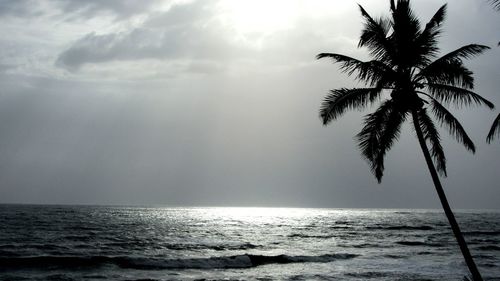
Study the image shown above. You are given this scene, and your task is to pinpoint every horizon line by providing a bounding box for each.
[1,202,499,211]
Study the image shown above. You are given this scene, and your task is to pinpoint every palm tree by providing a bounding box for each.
[317,1,493,280]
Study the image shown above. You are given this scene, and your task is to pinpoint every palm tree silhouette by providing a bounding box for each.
[317,1,493,280]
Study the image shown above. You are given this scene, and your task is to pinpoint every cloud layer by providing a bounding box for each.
[0,0,499,207]
[55,1,242,71]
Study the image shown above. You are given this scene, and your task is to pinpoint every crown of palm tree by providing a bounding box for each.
[318,0,493,183]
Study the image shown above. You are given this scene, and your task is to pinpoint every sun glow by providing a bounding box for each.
[219,0,299,34]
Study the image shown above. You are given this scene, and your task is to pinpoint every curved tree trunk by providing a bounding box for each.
[411,109,483,281]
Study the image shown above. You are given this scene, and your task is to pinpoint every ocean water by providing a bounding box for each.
[0,205,499,281]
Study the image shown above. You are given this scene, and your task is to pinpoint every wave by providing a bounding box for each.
[0,250,21,257]
[416,251,435,255]
[73,241,260,251]
[383,254,406,259]
[329,226,351,229]
[345,271,390,278]
[395,241,441,247]
[478,245,500,251]
[464,231,500,236]
[0,253,359,270]
[163,242,259,251]
[288,233,335,239]
[339,243,391,249]
[396,241,426,246]
[367,225,434,231]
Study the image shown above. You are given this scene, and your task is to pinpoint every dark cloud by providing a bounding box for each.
[0,63,14,72]
[0,0,37,17]
[0,0,162,19]
[53,0,162,19]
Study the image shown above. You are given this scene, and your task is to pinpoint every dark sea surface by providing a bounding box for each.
[0,205,499,281]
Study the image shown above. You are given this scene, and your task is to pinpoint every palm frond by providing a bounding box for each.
[316,53,395,86]
[358,5,394,64]
[418,59,475,89]
[416,108,447,176]
[429,99,476,152]
[357,101,393,162]
[424,83,494,109]
[418,44,489,89]
[373,108,407,182]
[356,101,406,182]
[426,4,447,28]
[438,44,490,62]
[414,4,447,64]
[489,0,500,11]
[320,88,382,125]
[487,113,500,143]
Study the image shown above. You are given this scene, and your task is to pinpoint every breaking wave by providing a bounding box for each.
[0,253,359,270]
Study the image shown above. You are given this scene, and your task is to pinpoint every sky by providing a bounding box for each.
[0,0,498,208]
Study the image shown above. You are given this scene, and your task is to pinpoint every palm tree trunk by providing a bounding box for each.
[411,109,483,281]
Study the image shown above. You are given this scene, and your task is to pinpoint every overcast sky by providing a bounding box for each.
[0,0,498,208]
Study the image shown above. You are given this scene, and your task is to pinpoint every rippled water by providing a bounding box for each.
[0,205,499,280]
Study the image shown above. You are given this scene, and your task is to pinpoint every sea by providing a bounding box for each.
[0,205,499,281]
